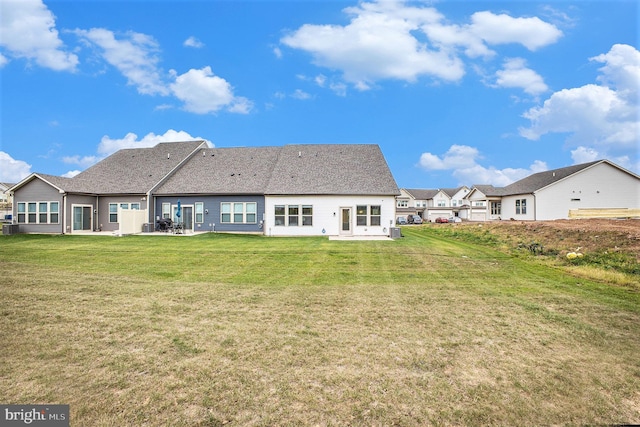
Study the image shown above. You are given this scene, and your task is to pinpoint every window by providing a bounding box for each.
[491,201,501,215]
[17,203,26,223]
[275,205,285,226]
[370,205,381,226]
[302,205,313,226]
[356,205,367,226]
[50,202,59,224]
[221,203,231,223]
[130,203,140,210]
[515,199,527,215]
[28,202,37,223]
[246,203,256,223]
[39,202,48,223]
[195,202,204,223]
[437,200,446,207]
[356,205,381,226]
[275,204,313,226]
[234,203,244,223]
[397,200,408,208]
[109,203,118,222]
[452,200,457,207]
[288,205,299,226]
[473,201,485,207]
[17,201,59,224]
[162,203,171,219]
[221,202,257,224]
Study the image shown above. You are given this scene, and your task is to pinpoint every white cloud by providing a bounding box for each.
[0,52,8,67]
[98,129,212,156]
[281,1,464,88]
[0,0,78,71]
[570,146,599,164]
[419,145,480,170]
[469,11,563,51]
[183,36,204,48]
[62,170,81,178]
[494,57,548,95]
[61,155,100,168]
[418,145,548,186]
[291,89,312,100]
[0,151,32,182]
[170,66,253,114]
[281,1,561,90]
[520,44,640,163]
[74,28,169,95]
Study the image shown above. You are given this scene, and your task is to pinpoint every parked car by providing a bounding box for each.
[396,216,408,225]
[411,215,423,224]
[448,216,462,223]
[435,217,448,223]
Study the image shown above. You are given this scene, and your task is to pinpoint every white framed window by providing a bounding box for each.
[27,202,36,223]
[274,204,313,226]
[195,202,204,223]
[397,200,408,208]
[109,203,118,222]
[274,205,285,226]
[16,201,60,224]
[50,202,59,224]
[39,202,48,223]
[221,202,257,224]
[356,205,381,226]
[302,205,312,226]
[17,202,25,223]
[515,199,527,215]
[130,203,140,210]
[162,203,171,219]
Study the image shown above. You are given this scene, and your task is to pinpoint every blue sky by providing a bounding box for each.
[1,0,638,189]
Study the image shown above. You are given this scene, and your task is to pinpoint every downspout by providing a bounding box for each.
[148,190,153,226]
[63,194,67,234]
[95,195,99,231]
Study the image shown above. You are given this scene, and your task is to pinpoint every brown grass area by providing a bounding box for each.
[463,218,640,259]
[1,265,639,425]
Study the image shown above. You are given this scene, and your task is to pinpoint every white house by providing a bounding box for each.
[465,160,640,221]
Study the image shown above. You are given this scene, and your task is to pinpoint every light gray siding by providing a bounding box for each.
[13,179,64,233]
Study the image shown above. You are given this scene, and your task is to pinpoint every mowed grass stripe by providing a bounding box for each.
[1,232,639,426]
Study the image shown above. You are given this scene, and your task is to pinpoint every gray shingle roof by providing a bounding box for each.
[501,161,601,195]
[29,142,398,197]
[404,189,440,200]
[264,144,399,195]
[72,141,206,194]
[155,146,281,194]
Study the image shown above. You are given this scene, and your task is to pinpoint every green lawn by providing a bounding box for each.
[1,230,638,426]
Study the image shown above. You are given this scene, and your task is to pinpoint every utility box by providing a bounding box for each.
[2,224,19,235]
[142,223,154,233]
[389,227,402,239]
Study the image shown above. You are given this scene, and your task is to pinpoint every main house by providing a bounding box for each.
[463,160,640,221]
[8,142,400,237]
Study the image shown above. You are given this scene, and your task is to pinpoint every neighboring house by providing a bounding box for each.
[399,187,470,222]
[8,142,400,237]
[464,160,640,221]
[0,182,15,221]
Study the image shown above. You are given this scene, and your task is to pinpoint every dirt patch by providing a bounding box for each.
[456,219,640,261]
